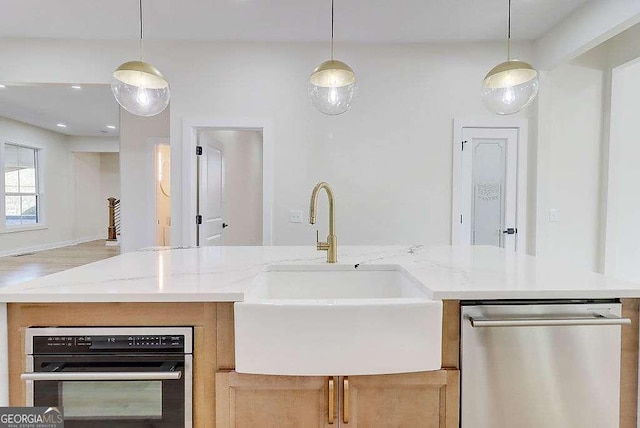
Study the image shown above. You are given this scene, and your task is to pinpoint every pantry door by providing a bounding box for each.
[452,123,527,252]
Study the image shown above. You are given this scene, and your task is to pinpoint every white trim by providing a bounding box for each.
[1,225,48,234]
[0,235,104,258]
[181,118,274,247]
[452,118,528,253]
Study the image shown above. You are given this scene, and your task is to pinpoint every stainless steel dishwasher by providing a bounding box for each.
[461,300,630,428]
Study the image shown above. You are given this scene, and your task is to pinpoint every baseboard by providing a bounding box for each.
[0,235,106,258]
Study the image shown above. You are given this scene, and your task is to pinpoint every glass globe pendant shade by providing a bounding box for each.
[111,61,171,117]
[481,60,539,115]
[309,60,356,115]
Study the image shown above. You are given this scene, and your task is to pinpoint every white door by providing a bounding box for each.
[456,128,519,251]
[197,143,225,246]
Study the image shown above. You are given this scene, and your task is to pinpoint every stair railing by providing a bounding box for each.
[107,197,121,241]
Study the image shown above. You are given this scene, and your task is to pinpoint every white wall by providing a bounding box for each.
[0,38,535,249]
[0,37,629,269]
[71,152,119,241]
[72,152,104,240]
[1,16,636,269]
[534,59,606,271]
[604,58,640,282]
[119,108,170,252]
[68,136,119,153]
[100,153,120,203]
[199,130,263,246]
[532,22,640,273]
[0,116,121,255]
[0,116,74,254]
[167,41,534,247]
[535,0,640,69]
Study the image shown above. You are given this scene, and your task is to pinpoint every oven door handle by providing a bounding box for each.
[21,371,182,381]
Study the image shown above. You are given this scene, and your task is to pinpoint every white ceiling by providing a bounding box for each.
[1,0,590,43]
[0,84,119,137]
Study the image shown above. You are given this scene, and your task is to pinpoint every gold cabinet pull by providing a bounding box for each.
[343,377,350,424]
[328,377,335,424]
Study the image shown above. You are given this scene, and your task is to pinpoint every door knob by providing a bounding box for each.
[222,223,228,229]
[502,228,517,235]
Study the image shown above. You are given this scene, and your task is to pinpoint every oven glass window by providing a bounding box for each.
[62,381,163,419]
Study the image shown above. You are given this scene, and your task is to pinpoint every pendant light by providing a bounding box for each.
[309,0,356,115]
[111,0,170,117]
[481,0,539,115]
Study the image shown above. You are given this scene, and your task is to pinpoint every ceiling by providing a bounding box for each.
[0,84,119,137]
[0,1,592,136]
[1,0,590,43]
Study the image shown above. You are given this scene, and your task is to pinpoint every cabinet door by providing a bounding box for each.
[341,370,459,428]
[216,371,335,428]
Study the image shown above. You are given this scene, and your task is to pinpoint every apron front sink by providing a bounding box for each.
[235,264,442,376]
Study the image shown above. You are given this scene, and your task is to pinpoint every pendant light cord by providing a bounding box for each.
[330,0,335,60]
[507,0,511,60]
[139,0,144,61]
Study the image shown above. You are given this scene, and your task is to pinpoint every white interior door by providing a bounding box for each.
[198,143,225,246]
[458,128,519,251]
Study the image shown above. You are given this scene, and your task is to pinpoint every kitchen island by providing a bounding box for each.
[0,245,639,427]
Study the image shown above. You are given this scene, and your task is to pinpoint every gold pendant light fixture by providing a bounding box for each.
[481,0,539,115]
[111,0,171,117]
[309,0,356,115]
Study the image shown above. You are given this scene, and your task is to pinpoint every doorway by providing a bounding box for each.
[452,120,528,252]
[155,144,171,246]
[196,129,263,246]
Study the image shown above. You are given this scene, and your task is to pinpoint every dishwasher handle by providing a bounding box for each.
[470,313,631,328]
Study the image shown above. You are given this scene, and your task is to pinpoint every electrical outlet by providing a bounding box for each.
[549,208,560,223]
[289,210,303,223]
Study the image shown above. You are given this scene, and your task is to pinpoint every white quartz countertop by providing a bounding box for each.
[1,245,639,302]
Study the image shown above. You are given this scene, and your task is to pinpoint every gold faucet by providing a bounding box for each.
[309,182,337,263]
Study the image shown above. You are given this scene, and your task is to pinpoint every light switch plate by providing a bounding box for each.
[289,210,303,223]
[549,208,560,223]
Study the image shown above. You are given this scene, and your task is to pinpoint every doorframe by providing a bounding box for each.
[181,118,274,247]
[451,118,528,252]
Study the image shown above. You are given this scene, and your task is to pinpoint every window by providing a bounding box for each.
[4,144,40,227]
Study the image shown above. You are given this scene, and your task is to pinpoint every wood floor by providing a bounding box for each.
[0,240,120,287]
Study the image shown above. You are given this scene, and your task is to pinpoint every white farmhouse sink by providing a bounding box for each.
[234,264,442,376]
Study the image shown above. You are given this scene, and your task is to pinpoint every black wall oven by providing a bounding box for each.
[22,327,192,428]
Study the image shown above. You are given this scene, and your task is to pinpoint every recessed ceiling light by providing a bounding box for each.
[106,125,116,129]
[0,84,6,88]
[56,123,67,128]
[71,85,82,89]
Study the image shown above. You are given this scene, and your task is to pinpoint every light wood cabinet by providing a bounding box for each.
[341,371,459,428]
[215,370,459,428]
[216,371,335,428]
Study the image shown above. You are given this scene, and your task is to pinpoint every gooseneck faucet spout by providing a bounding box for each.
[309,181,337,263]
